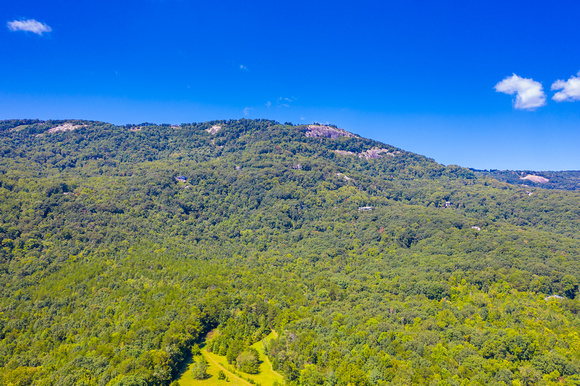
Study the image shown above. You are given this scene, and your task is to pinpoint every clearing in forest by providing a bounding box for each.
[176,330,283,386]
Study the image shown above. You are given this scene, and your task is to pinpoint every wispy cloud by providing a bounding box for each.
[239,64,248,71]
[551,71,580,102]
[277,96,296,108]
[265,101,271,108]
[243,107,252,116]
[7,19,52,35]
[494,74,546,110]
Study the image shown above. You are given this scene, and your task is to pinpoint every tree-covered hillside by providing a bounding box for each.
[474,169,580,191]
[1,119,579,385]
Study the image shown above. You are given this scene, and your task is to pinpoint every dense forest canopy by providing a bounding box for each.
[1,119,579,385]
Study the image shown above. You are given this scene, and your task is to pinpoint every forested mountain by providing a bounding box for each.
[474,169,580,191]
[1,119,579,385]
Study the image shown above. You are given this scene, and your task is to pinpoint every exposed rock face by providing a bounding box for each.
[360,148,394,159]
[46,123,86,134]
[521,174,549,183]
[334,150,358,156]
[305,125,356,139]
[334,147,398,160]
[206,125,222,135]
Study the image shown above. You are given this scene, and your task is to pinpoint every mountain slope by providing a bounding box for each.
[474,169,580,191]
[1,119,579,385]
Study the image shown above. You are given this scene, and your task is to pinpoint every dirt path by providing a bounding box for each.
[265,356,282,379]
[262,330,283,379]
[203,352,252,386]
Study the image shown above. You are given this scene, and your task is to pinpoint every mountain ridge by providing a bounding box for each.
[1,118,580,385]
[5,118,578,185]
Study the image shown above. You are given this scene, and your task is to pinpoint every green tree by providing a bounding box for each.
[562,275,578,298]
[192,357,209,380]
[237,348,260,374]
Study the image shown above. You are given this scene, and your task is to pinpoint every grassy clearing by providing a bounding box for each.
[177,351,250,386]
[249,331,283,384]
[175,330,284,386]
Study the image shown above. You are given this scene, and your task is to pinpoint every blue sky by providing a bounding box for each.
[2,0,580,170]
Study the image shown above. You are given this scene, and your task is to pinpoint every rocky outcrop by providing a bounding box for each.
[206,125,222,135]
[305,125,356,139]
[46,123,86,134]
[334,147,399,160]
[521,174,549,183]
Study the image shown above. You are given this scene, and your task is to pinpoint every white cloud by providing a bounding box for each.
[276,96,295,108]
[243,107,252,116]
[7,19,52,35]
[265,101,271,108]
[239,64,248,71]
[494,74,546,110]
[551,71,580,102]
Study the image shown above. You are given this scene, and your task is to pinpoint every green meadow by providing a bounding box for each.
[177,331,284,386]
